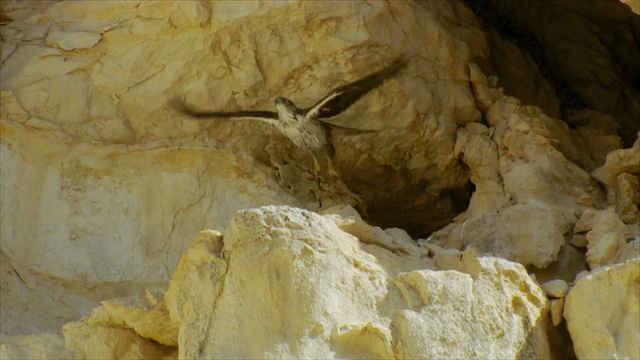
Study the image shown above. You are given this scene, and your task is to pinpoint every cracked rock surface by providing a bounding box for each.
[1,1,638,359]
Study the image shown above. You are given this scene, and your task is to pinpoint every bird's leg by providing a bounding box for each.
[311,154,326,209]
[312,154,322,187]
[325,153,340,179]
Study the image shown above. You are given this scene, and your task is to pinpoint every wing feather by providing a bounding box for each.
[304,56,406,120]
[176,100,279,125]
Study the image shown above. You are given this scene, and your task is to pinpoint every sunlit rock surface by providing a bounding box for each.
[1,0,477,336]
[1,0,638,359]
[564,259,640,360]
[167,206,551,359]
[429,93,605,269]
[0,0,481,242]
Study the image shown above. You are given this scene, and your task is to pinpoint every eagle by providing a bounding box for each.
[177,57,406,158]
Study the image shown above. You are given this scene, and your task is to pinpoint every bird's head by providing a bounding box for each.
[275,97,295,108]
[274,97,298,121]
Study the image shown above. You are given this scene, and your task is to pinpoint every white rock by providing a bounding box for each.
[616,237,639,264]
[323,204,427,257]
[0,251,98,336]
[465,121,490,135]
[541,279,569,298]
[0,138,297,284]
[45,27,101,50]
[1,0,489,251]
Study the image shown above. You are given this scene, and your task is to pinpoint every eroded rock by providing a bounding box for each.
[564,259,640,359]
[592,136,640,188]
[62,319,176,360]
[574,208,637,269]
[1,1,638,359]
[165,205,551,359]
[0,333,72,360]
[429,95,603,269]
[541,279,569,299]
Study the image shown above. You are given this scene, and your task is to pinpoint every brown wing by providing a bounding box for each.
[303,56,407,120]
[172,98,279,123]
[182,108,278,121]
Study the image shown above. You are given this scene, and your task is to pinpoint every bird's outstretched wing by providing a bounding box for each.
[304,56,407,120]
[174,98,279,125]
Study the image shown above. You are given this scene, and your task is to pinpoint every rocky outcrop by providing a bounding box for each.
[564,259,639,359]
[429,82,605,270]
[0,0,480,336]
[3,206,555,359]
[0,0,483,240]
[165,206,554,359]
[1,0,638,359]
[467,0,640,147]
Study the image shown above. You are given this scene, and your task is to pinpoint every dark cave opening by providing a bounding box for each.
[363,180,476,240]
[339,157,476,240]
[462,0,640,147]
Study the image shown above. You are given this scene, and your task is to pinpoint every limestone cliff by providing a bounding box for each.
[1,1,638,359]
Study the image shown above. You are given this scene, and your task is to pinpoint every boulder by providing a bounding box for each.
[165,205,551,359]
[564,259,640,359]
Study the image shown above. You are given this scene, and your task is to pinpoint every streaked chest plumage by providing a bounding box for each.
[275,114,328,151]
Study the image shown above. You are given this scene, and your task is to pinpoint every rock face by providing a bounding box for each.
[0,0,482,241]
[564,259,639,359]
[1,206,553,359]
[430,92,605,269]
[164,206,551,359]
[467,0,640,147]
[1,0,638,359]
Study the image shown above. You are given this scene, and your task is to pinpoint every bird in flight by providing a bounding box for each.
[177,57,407,157]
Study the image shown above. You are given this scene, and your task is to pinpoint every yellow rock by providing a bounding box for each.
[564,259,639,359]
[62,319,177,360]
[168,205,551,359]
[549,299,564,326]
[0,333,72,360]
[541,279,569,298]
[99,299,178,347]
